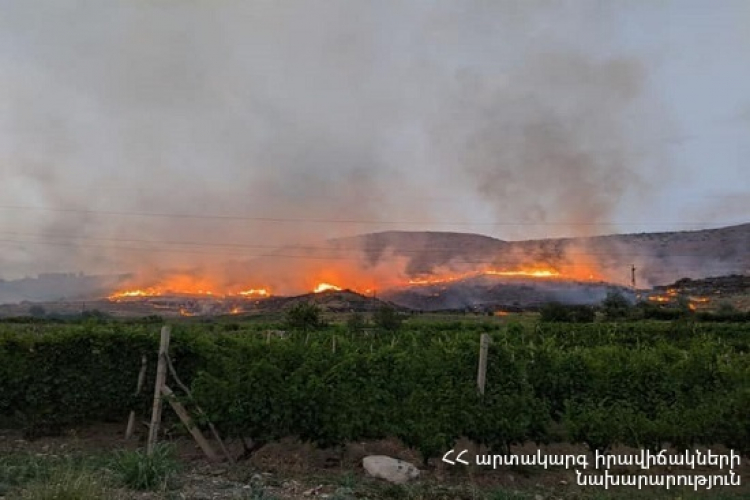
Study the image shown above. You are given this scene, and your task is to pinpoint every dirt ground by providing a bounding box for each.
[1,423,748,499]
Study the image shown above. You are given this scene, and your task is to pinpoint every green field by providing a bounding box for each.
[1,314,749,498]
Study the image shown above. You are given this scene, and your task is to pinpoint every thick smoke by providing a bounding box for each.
[0,1,679,291]
[429,53,650,235]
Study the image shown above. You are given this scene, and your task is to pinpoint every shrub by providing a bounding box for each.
[110,444,180,491]
[601,290,632,321]
[372,304,405,331]
[346,312,367,333]
[285,302,322,332]
[539,302,595,323]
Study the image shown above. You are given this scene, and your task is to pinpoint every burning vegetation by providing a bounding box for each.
[107,264,599,302]
[95,229,750,318]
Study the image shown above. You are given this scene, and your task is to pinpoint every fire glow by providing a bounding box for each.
[313,282,342,293]
[238,289,271,298]
[108,283,272,300]
[407,266,587,287]
[107,263,604,301]
[647,291,711,308]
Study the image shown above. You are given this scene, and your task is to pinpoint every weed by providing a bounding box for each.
[110,443,180,491]
[9,468,110,500]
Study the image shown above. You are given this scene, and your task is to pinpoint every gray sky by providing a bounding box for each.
[1,0,748,279]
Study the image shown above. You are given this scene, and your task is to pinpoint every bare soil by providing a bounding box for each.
[1,424,748,499]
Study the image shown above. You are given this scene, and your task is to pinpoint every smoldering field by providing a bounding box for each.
[0,1,746,300]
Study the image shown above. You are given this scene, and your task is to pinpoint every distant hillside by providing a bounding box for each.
[331,231,509,275]
[331,223,750,287]
[258,289,404,314]
[2,223,749,305]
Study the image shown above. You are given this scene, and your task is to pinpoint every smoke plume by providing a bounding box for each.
[0,1,679,291]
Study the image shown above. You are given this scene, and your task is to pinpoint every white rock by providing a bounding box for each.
[362,455,419,485]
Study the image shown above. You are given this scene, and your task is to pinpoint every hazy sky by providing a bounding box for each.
[0,0,748,278]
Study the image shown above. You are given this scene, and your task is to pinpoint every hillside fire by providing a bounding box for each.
[406,265,600,287]
[108,264,600,302]
[313,282,342,293]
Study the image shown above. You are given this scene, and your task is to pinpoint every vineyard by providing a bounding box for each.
[1,317,749,469]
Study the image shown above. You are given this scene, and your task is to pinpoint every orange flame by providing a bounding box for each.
[237,288,271,298]
[407,266,572,287]
[108,259,608,300]
[108,281,271,300]
[112,289,160,298]
[648,295,671,303]
[314,282,342,293]
[485,269,561,278]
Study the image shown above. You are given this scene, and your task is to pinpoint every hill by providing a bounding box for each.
[329,223,750,287]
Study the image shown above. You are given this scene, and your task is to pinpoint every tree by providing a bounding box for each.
[346,312,367,333]
[372,304,404,332]
[540,302,595,323]
[28,305,46,318]
[601,290,632,321]
[675,294,694,317]
[285,302,322,332]
[539,302,570,323]
[716,301,738,316]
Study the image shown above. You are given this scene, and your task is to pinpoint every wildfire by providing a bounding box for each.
[646,293,710,309]
[108,284,272,301]
[112,289,159,298]
[314,282,342,293]
[107,261,605,301]
[238,288,271,298]
[485,269,560,278]
[408,267,567,287]
[648,295,671,303]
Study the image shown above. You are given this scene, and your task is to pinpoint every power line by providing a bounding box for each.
[0,204,738,228]
[0,234,745,262]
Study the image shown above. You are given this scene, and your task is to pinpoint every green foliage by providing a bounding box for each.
[2,319,750,464]
[634,301,684,321]
[601,290,632,321]
[110,444,180,491]
[372,304,405,331]
[539,302,595,323]
[0,325,207,438]
[285,302,322,332]
[346,312,367,333]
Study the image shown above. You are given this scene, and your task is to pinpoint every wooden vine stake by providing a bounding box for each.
[165,355,232,464]
[125,354,148,440]
[147,326,171,455]
[477,333,490,396]
[162,385,219,462]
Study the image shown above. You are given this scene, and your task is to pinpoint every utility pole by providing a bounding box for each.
[631,264,641,301]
